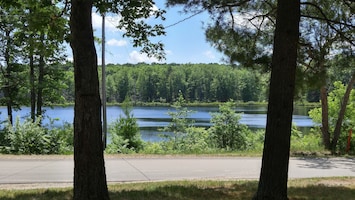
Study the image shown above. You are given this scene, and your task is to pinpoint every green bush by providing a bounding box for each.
[180,127,211,153]
[157,127,211,154]
[208,101,249,150]
[290,126,323,152]
[160,92,195,150]
[106,99,143,153]
[244,129,264,151]
[141,142,165,154]
[49,122,74,154]
[0,117,73,154]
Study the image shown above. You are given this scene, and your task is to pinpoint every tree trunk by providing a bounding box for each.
[70,0,110,199]
[331,72,355,153]
[36,51,44,120]
[320,85,331,150]
[4,29,13,125]
[253,0,300,199]
[30,54,36,122]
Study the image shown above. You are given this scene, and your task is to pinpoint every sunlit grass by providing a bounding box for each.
[1,177,354,200]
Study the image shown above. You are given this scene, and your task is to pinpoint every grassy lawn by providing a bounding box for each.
[0,177,354,200]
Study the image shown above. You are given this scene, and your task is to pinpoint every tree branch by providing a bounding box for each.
[301,2,355,46]
[215,0,252,9]
[228,6,235,30]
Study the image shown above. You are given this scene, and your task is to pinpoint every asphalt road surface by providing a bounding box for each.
[0,156,354,188]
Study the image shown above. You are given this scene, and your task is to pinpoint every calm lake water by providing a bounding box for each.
[0,105,316,142]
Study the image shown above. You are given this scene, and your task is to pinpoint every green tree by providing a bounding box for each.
[107,99,142,153]
[167,0,352,198]
[0,1,68,122]
[240,70,264,102]
[168,67,188,102]
[116,70,130,102]
[16,0,67,121]
[61,65,75,103]
[70,0,165,199]
[162,92,195,150]
[167,2,299,198]
[309,80,355,153]
[209,101,248,150]
[296,0,354,151]
[0,3,28,124]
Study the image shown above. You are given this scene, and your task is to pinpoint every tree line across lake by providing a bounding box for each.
[2,62,331,109]
[1,61,351,128]
[102,63,270,103]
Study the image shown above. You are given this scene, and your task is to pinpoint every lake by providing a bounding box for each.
[0,105,316,142]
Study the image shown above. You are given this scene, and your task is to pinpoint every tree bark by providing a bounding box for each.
[36,53,44,119]
[253,0,300,199]
[70,0,110,199]
[4,29,13,124]
[331,72,355,153]
[36,32,45,120]
[30,54,36,122]
[320,85,331,150]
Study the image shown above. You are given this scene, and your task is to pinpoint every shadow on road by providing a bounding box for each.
[296,157,355,172]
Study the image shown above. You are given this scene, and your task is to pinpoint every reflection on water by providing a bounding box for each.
[0,105,316,142]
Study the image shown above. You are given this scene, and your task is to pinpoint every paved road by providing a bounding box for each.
[0,156,354,187]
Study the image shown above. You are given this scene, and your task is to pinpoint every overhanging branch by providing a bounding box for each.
[301,2,355,46]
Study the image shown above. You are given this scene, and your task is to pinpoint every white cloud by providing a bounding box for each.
[92,12,122,32]
[203,50,216,59]
[165,50,173,55]
[232,12,270,30]
[128,51,160,63]
[107,39,127,47]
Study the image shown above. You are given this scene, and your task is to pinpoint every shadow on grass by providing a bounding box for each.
[0,180,354,200]
[288,185,355,200]
[109,181,257,200]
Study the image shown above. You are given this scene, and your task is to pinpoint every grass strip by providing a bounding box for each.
[0,177,354,200]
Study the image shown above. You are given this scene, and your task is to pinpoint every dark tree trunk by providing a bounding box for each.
[331,72,355,153]
[36,53,44,119]
[253,0,300,199]
[320,85,331,150]
[4,29,13,124]
[30,54,36,122]
[70,0,110,199]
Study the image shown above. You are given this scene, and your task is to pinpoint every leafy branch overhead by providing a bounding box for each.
[167,0,354,67]
[95,0,166,60]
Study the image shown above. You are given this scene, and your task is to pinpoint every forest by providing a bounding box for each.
[0,1,354,199]
[0,60,352,108]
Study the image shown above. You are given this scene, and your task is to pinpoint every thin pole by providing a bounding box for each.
[102,14,107,149]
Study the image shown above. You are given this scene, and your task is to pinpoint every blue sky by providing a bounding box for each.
[66,2,225,65]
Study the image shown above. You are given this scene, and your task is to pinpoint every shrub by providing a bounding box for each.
[180,127,210,153]
[0,117,74,155]
[141,142,164,154]
[106,99,143,153]
[290,125,323,152]
[49,122,74,154]
[208,101,249,150]
[3,117,45,154]
[308,81,355,153]
[159,92,196,151]
[245,129,264,151]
